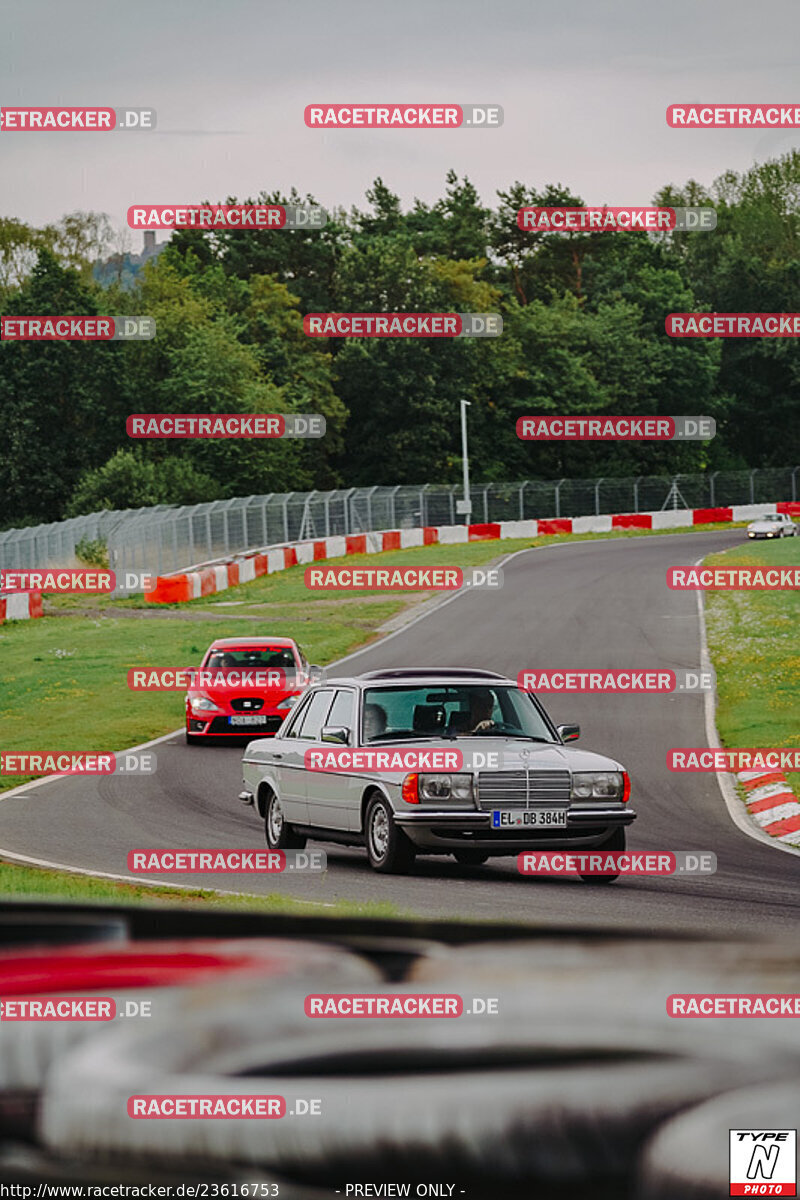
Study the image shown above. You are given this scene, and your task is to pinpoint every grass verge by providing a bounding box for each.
[0,519,752,905]
[0,859,402,917]
[704,535,800,797]
[3,523,746,793]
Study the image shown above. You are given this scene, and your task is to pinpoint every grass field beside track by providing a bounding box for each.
[1,522,750,796]
[0,859,402,915]
[0,538,537,792]
[0,517,778,905]
[704,535,800,797]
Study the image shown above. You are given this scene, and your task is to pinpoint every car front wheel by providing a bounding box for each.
[365,794,416,874]
[579,825,625,885]
[265,791,306,850]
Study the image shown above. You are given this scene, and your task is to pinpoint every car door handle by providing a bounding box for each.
[271,753,283,760]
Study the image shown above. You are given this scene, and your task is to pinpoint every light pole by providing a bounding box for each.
[457,400,472,523]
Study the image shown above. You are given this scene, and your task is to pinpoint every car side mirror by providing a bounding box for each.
[557,723,580,743]
[321,725,350,745]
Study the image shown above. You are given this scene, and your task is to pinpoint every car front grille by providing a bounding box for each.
[230,697,265,712]
[477,769,571,810]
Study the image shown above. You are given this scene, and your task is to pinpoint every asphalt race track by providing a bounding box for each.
[1,529,797,934]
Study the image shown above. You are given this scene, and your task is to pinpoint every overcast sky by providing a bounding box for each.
[2,0,799,252]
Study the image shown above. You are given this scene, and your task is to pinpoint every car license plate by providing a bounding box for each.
[229,715,268,727]
[492,808,568,828]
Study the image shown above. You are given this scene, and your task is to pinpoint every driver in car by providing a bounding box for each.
[450,689,496,734]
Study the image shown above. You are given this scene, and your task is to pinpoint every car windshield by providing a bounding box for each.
[204,648,297,672]
[362,684,556,742]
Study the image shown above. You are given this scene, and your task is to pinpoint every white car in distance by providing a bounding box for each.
[746,513,797,539]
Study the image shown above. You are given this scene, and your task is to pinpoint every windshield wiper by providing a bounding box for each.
[498,734,556,742]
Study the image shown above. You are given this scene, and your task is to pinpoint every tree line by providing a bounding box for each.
[2,155,799,528]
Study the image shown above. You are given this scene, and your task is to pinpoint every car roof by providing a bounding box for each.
[207,637,297,649]
[327,669,518,689]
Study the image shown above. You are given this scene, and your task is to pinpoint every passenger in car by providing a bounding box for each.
[363,703,388,741]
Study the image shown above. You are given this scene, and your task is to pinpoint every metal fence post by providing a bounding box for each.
[594,477,605,516]
[749,469,757,504]
[366,485,378,532]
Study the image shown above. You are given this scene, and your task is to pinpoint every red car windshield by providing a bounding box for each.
[204,648,298,672]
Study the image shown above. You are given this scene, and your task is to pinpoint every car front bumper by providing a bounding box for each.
[187,714,286,737]
[393,805,636,851]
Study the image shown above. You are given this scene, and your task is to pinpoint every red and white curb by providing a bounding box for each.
[738,769,800,847]
[143,500,800,605]
[0,590,42,625]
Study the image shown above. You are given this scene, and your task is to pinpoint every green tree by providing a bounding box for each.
[0,251,126,523]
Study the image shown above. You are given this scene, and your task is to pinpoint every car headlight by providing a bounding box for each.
[570,771,625,801]
[188,694,222,713]
[408,773,474,803]
[276,696,299,711]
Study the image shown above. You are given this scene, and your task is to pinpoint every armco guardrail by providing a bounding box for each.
[1,467,798,582]
[2,496,799,623]
[142,499,800,603]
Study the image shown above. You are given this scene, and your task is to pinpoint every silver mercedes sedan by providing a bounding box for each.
[239,669,636,878]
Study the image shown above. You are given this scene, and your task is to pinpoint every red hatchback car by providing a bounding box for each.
[185,637,316,744]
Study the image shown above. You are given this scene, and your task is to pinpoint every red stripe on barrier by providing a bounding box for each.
[762,811,800,837]
[777,501,800,516]
[0,598,6,623]
[145,575,193,604]
[741,771,787,792]
[612,513,652,530]
[284,547,298,569]
[253,553,268,576]
[313,541,328,560]
[28,592,43,618]
[346,534,367,555]
[226,563,240,588]
[199,568,216,598]
[537,519,573,536]
[748,790,796,814]
[468,523,502,541]
[693,507,732,525]
[423,527,439,545]
[382,531,401,551]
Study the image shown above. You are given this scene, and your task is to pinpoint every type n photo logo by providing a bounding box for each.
[730,1130,796,1196]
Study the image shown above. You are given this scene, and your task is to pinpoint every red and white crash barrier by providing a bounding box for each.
[0,590,42,624]
[737,768,800,848]
[143,500,800,604]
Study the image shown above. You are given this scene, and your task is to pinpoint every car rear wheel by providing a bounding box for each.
[453,850,490,866]
[579,825,625,885]
[365,795,416,874]
[264,791,306,851]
